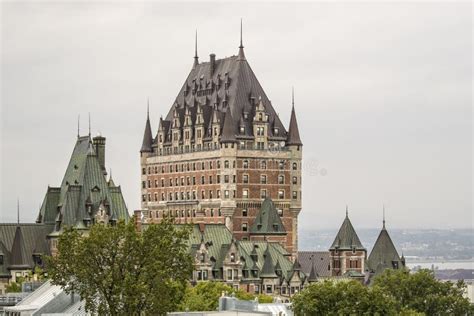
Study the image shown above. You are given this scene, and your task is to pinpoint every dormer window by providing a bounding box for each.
[240,126,245,134]
[230,253,235,262]
[200,253,205,263]
[274,128,278,135]
[0,255,3,265]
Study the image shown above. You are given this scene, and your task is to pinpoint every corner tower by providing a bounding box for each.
[139,27,303,256]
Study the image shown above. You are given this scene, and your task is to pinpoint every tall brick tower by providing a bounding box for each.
[139,27,303,257]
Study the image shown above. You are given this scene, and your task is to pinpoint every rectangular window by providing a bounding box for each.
[261,189,267,199]
[261,175,267,184]
[242,223,248,232]
[224,190,229,198]
[224,175,229,183]
[243,189,249,199]
[292,176,297,185]
[292,191,298,200]
[243,160,249,168]
[279,161,285,170]
[242,209,248,217]
[243,174,249,184]
[278,175,285,184]
[278,190,284,199]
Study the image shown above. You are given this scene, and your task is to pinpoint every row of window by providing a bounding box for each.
[150,208,283,219]
[142,174,298,189]
[142,189,299,202]
[142,160,300,175]
[151,209,223,218]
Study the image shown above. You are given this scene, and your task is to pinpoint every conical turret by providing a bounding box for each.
[286,89,302,146]
[140,105,153,153]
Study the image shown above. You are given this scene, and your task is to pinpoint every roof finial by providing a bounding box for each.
[292,86,295,108]
[147,98,150,119]
[237,19,246,61]
[240,18,243,48]
[77,114,80,138]
[17,198,20,225]
[345,205,348,218]
[88,112,91,137]
[383,204,386,229]
[193,29,199,68]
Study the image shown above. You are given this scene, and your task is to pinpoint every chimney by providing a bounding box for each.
[134,210,142,232]
[210,54,216,76]
[92,134,106,175]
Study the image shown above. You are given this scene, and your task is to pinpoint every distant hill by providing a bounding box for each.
[299,228,473,260]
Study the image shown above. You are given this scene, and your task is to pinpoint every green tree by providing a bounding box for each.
[373,268,474,315]
[5,280,22,293]
[46,219,193,315]
[179,281,274,311]
[292,279,397,315]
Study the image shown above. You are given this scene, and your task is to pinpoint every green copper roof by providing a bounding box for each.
[367,223,402,273]
[250,198,286,235]
[36,135,129,233]
[181,223,297,282]
[329,211,365,251]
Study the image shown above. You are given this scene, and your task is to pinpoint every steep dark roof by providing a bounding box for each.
[286,105,302,146]
[0,223,51,274]
[298,251,331,278]
[140,111,153,153]
[367,223,402,273]
[162,49,287,142]
[330,212,365,251]
[250,198,286,235]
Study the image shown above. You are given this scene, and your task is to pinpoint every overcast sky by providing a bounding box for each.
[1,2,472,230]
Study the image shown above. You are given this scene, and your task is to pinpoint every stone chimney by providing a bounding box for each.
[92,134,106,175]
[210,54,216,76]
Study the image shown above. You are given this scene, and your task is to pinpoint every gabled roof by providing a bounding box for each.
[250,198,286,235]
[329,211,365,251]
[9,226,29,269]
[367,222,402,272]
[140,110,153,153]
[260,247,277,278]
[220,110,237,143]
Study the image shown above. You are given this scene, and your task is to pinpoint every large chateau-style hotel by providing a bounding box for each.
[0,26,404,298]
[138,29,302,257]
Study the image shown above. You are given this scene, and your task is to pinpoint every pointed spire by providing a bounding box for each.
[140,103,153,153]
[17,198,20,225]
[237,19,246,61]
[77,115,80,138]
[88,113,91,137]
[308,260,318,282]
[193,29,199,69]
[286,88,302,146]
[346,205,349,218]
